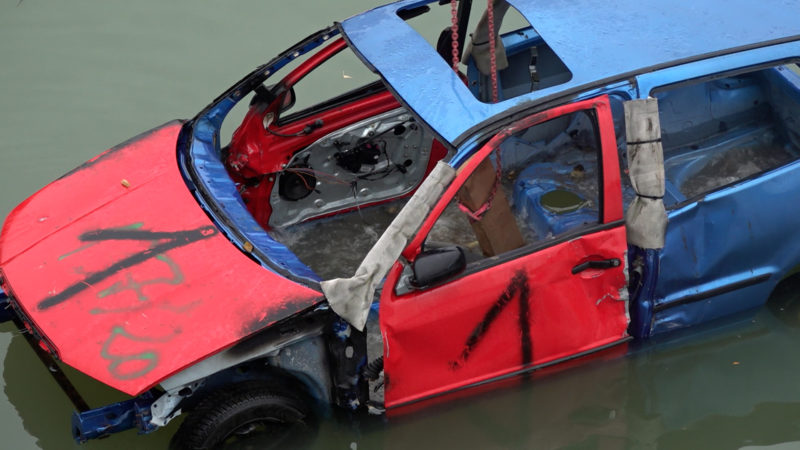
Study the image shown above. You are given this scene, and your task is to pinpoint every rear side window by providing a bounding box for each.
[281,47,380,120]
[653,64,800,205]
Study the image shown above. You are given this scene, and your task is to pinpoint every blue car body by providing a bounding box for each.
[340,0,800,337]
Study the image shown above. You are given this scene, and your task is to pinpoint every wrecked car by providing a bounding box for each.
[2,0,800,447]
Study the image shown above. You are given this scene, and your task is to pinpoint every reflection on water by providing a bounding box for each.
[2,1,800,449]
[311,280,800,450]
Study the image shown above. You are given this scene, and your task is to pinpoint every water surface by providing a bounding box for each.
[1,2,799,449]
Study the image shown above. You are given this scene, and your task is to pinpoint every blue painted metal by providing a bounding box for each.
[342,0,497,145]
[342,0,800,146]
[651,157,800,333]
[186,118,320,284]
[511,163,597,237]
[636,41,800,98]
[627,247,658,339]
[71,392,156,443]
[509,0,800,87]
[630,64,800,333]
[0,287,11,324]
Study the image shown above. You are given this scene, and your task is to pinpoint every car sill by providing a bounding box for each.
[653,273,772,313]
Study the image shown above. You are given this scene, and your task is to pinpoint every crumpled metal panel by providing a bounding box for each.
[0,122,322,396]
[321,160,456,331]
[341,0,496,145]
[381,225,630,407]
[187,115,321,284]
[652,161,800,333]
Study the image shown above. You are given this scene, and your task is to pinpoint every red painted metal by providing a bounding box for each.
[386,340,629,418]
[226,38,456,229]
[228,90,402,227]
[381,96,628,408]
[229,90,400,178]
[282,38,347,87]
[596,98,624,223]
[227,37,399,180]
[0,122,321,396]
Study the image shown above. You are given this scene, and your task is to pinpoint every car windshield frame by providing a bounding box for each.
[177,26,349,288]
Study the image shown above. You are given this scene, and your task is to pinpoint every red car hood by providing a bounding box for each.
[0,121,321,396]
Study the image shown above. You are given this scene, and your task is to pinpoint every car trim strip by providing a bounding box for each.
[653,273,772,313]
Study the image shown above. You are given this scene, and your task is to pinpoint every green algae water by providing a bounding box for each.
[1,1,799,449]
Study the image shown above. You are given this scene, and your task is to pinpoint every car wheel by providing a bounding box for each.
[170,381,316,450]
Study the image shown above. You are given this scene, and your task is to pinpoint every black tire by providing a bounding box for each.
[170,381,317,450]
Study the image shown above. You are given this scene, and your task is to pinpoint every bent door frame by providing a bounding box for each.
[379,95,629,408]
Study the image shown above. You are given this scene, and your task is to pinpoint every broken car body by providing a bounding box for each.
[1,0,800,446]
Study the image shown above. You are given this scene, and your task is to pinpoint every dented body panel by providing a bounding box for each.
[0,121,321,396]
[381,226,629,407]
[653,161,800,333]
[382,96,629,407]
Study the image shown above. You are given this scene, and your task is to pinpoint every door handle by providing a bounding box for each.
[571,258,621,274]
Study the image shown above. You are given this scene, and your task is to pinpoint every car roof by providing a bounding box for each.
[341,0,800,146]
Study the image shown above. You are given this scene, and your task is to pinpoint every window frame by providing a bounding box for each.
[274,38,384,126]
[400,95,624,283]
[648,60,800,210]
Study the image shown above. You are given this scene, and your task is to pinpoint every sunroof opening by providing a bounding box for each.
[399,0,572,104]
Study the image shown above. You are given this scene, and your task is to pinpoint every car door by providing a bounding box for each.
[637,62,800,333]
[379,96,630,408]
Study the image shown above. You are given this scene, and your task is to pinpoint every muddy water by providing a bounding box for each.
[1,1,799,449]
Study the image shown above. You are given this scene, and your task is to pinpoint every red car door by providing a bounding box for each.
[379,96,629,407]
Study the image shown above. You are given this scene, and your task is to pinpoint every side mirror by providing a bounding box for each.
[249,84,295,113]
[410,246,466,288]
[279,87,296,113]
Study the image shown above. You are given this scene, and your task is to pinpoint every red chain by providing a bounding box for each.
[487,0,499,102]
[458,150,503,222]
[450,0,460,72]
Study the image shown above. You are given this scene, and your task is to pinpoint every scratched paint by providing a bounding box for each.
[0,118,324,396]
[381,225,629,408]
[100,325,180,380]
[57,223,144,261]
[47,225,215,380]
[96,255,184,302]
[38,226,216,311]
[452,270,532,369]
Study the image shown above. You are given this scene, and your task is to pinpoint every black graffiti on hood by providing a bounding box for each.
[451,270,532,369]
[38,226,217,311]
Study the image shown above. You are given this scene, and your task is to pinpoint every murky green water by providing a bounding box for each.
[1,1,799,449]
